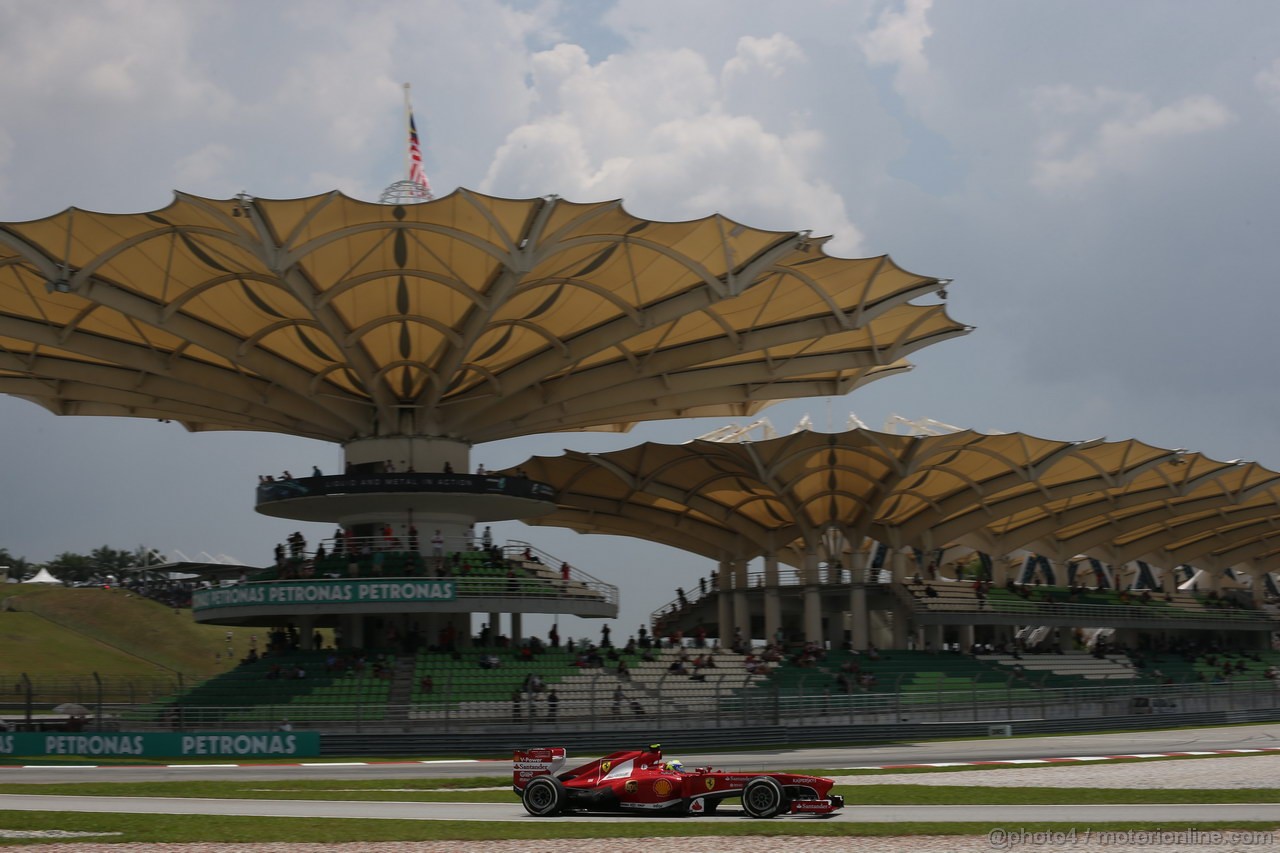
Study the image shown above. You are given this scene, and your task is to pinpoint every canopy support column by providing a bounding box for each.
[802,553,822,644]
[763,554,781,646]
[716,559,732,646]
[732,559,750,646]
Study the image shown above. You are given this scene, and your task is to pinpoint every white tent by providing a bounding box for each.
[22,567,62,584]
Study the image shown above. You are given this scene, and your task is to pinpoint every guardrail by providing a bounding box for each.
[255,472,556,506]
[910,597,1279,625]
[69,672,1280,739]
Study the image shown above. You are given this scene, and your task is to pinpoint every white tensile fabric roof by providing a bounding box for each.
[0,189,965,443]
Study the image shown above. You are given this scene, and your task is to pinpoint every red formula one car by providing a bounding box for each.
[513,744,843,818]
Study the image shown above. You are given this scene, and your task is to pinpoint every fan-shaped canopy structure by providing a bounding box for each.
[512,428,1280,570]
[0,189,966,444]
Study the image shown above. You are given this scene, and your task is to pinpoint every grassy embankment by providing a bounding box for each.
[0,584,242,683]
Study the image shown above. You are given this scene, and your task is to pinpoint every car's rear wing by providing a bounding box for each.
[512,747,567,790]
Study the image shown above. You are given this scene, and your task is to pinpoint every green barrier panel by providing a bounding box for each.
[0,731,320,758]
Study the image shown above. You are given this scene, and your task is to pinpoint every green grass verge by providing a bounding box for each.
[0,812,1276,845]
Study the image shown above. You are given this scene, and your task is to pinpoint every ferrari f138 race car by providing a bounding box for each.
[513,744,843,818]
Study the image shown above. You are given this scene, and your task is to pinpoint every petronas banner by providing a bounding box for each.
[0,731,320,758]
[192,579,457,612]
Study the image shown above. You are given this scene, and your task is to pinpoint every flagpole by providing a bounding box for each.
[403,83,413,182]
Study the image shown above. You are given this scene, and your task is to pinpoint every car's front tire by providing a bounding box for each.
[740,776,788,818]
[521,775,566,816]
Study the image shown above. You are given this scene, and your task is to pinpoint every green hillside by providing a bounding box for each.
[0,584,242,682]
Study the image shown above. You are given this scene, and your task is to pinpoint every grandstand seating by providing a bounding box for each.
[154,650,396,724]
[904,581,1269,623]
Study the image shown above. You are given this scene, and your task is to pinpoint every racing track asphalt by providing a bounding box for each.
[2,794,1279,824]
[3,724,1280,825]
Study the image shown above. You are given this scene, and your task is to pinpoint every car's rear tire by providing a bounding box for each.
[741,776,788,818]
[521,775,566,816]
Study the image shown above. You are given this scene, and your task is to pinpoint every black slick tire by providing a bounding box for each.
[740,776,788,818]
[521,775,566,816]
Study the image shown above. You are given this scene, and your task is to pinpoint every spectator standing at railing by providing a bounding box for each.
[600,622,612,647]
[547,689,559,718]
[431,530,444,565]
[482,526,493,550]
[549,624,559,648]
[311,465,322,477]
[560,562,571,585]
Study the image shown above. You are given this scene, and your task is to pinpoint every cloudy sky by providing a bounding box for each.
[2,0,1279,639]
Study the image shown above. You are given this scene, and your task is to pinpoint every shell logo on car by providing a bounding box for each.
[652,778,673,797]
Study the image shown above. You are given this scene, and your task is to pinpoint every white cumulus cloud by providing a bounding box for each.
[480,39,864,254]
[1030,86,1234,193]
[857,0,934,101]
[1255,57,1280,110]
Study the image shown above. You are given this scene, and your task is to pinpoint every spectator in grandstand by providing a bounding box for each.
[612,686,624,715]
[420,674,434,693]
[699,577,707,597]
[601,623,612,647]
[668,658,688,675]
[311,465,322,477]
[482,526,493,550]
[924,584,939,598]
[512,688,522,720]
[547,689,559,718]
[560,561,571,584]
[431,530,444,564]
[617,658,630,680]
[676,587,687,607]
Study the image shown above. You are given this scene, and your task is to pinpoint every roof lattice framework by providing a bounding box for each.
[511,428,1265,566]
[0,189,966,443]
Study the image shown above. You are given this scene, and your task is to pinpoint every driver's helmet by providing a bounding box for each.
[663,759,684,773]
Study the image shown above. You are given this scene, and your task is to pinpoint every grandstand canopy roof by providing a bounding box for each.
[0,189,966,444]
[514,428,1280,572]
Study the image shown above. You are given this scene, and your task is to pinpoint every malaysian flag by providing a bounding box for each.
[408,110,433,199]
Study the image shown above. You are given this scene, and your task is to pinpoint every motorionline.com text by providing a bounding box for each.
[987,827,1276,849]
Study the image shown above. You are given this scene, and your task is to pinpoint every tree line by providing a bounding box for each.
[0,545,165,584]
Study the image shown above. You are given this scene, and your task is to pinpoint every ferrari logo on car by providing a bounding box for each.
[601,761,611,774]
[705,777,716,791]
[624,780,638,793]
[653,778,673,797]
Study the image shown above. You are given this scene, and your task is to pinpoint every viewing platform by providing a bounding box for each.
[254,472,557,523]
[191,543,618,626]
